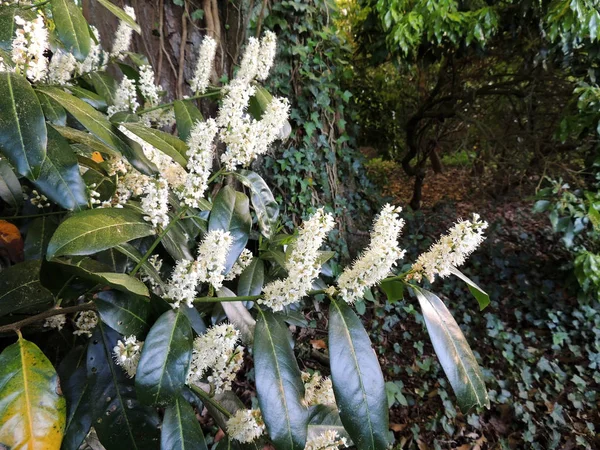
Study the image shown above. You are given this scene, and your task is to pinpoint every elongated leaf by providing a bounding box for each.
[37,91,67,125]
[95,0,141,33]
[0,337,66,449]
[24,216,58,260]
[88,324,160,449]
[218,287,256,345]
[51,124,120,157]
[47,207,154,259]
[33,126,89,211]
[58,346,93,450]
[237,258,264,297]
[0,158,22,208]
[136,310,193,406]
[449,267,490,310]
[115,243,166,289]
[87,71,117,105]
[0,72,47,179]
[209,186,251,273]
[174,100,203,141]
[122,122,188,166]
[36,87,155,174]
[233,170,279,238]
[414,287,489,412]
[254,309,308,450]
[96,290,152,337]
[329,299,389,450]
[161,396,208,450]
[50,0,90,60]
[70,86,107,110]
[0,260,54,317]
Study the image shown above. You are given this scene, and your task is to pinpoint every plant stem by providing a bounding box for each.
[0,211,66,220]
[207,168,226,184]
[189,384,232,418]
[24,0,50,9]
[194,294,262,303]
[137,90,221,115]
[0,302,96,334]
[130,206,188,276]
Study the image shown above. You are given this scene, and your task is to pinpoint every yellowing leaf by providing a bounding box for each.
[0,337,66,449]
[91,151,104,163]
[0,219,24,263]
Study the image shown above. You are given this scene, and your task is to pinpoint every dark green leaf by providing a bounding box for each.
[379,279,404,303]
[209,186,251,273]
[24,216,58,260]
[88,324,160,450]
[248,86,273,120]
[237,258,264,296]
[0,260,54,317]
[217,287,255,345]
[233,170,279,239]
[161,396,207,450]
[174,99,203,141]
[69,86,107,111]
[0,158,22,208]
[254,309,308,450]
[115,243,165,289]
[95,0,141,33]
[37,91,67,126]
[51,124,120,157]
[95,290,152,336]
[136,310,193,406]
[449,267,490,310]
[47,207,154,259]
[32,126,89,211]
[50,0,90,60]
[87,72,117,105]
[121,122,188,167]
[0,7,34,52]
[0,72,47,179]
[414,287,489,412]
[328,299,389,450]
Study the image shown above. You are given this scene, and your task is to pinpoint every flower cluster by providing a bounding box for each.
[140,178,170,230]
[29,189,50,208]
[301,371,336,407]
[190,36,217,94]
[47,50,76,85]
[187,323,244,393]
[73,311,98,337]
[226,409,265,443]
[77,26,107,74]
[110,6,136,59]
[256,31,277,80]
[166,230,233,308]
[138,65,160,106]
[225,249,253,281]
[304,430,348,450]
[43,314,66,331]
[177,119,218,208]
[12,14,48,81]
[113,335,143,378]
[108,75,139,116]
[260,208,335,311]
[337,204,406,304]
[410,213,488,283]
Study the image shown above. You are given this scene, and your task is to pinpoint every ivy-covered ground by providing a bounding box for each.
[299,164,600,449]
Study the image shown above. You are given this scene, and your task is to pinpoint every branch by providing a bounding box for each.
[0,302,97,334]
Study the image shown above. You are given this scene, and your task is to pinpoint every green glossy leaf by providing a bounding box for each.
[0,72,47,179]
[217,287,256,345]
[32,126,89,211]
[0,260,54,317]
[0,337,66,449]
[88,324,160,450]
[209,186,251,273]
[379,279,404,303]
[50,0,90,60]
[95,290,152,337]
[24,216,58,260]
[0,158,22,208]
[0,7,35,52]
[237,258,264,297]
[254,309,308,450]
[329,299,389,450]
[248,86,273,120]
[110,111,140,124]
[122,122,188,167]
[70,86,107,111]
[161,396,207,450]
[174,99,203,141]
[115,243,166,289]
[449,267,490,310]
[47,207,154,259]
[136,310,193,406]
[87,72,117,105]
[95,0,141,33]
[51,124,120,157]
[37,91,67,125]
[414,287,489,412]
[233,170,279,239]
[58,346,93,450]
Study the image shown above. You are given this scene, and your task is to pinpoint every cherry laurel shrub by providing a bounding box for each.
[0,1,490,449]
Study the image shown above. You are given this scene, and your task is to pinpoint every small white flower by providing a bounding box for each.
[301,371,336,407]
[77,26,107,74]
[256,31,277,81]
[190,36,217,94]
[225,249,253,280]
[110,6,136,59]
[138,65,160,106]
[73,311,98,337]
[47,50,76,85]
[195,229,233,289]
[44,314,66,331]
[30,189,50,208]
[304,430,348,450]
[235,37,260,84]
[226,409,265,443]
[12,14,49,81]
[166,259,200,309]
[141,177,170,230]
[108,75,139,116]
[113,335,143,377]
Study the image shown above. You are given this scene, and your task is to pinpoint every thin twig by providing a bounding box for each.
[0,302,96,334]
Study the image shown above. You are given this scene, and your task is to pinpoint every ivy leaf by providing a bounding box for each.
[95,290,152,337]
[0,158,22,208]
[95,0,141,33]
[0,337,66,449]
[32,126,89,211]
[0,72,47,179]
[414,287,489,412]
[328,299,389,450]
[448,267,490,310]
[136,310,193,406]
[88,324,160,450]
[0,260,54,317]
[174,99,203,141]
[50,0,91,60]
[209,186,251,273]
[161,396,208,450]
[121,122,188,167]
[46,207,154,259]
[254,309,309,450]
[233,170,279,239]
